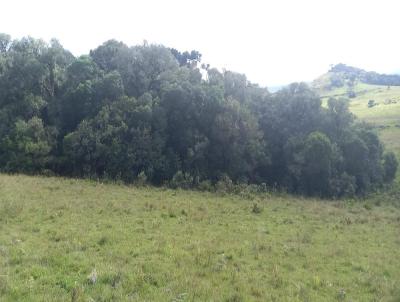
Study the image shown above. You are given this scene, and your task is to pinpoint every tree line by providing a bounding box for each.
[329,63,400,86]
[0,34,397,197]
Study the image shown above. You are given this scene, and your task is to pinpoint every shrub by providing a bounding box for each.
[170,171,193,189]
[347,90,356,98]
[383,152,398,183]
[197,179,213,192]
[368,100,376,108]
[215,174,233,194]
[251,202,263,214]
[329,172,356,198]
[136,171,148,186]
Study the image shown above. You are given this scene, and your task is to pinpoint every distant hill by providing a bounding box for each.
[312,64,400,162]
[313,63,400,94]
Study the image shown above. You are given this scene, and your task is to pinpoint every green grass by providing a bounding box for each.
[320,83,400,127]
[318,81,383,99]
[347,86,400,126]
[1,174,400,301]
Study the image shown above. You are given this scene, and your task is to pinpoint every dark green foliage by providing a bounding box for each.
[383,152,398,183]
[0,34,397,197]
[329,73,344,88]
[63,96,160,182]
[347,90,356,98]
[170,171,193,189]
[301,132,334,196]
[368,100,376,108]
[169,48,201,68]
[0,33,11,53]
[1,117,55,173]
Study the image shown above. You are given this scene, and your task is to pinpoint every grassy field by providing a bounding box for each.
[1,174,400,301]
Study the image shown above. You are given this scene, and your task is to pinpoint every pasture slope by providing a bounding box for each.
[318,80,400,159]
[0,174,400,301]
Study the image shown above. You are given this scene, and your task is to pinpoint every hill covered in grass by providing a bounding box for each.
[312,64,400,161]
[1,174,400,301]
[313,64,400,92]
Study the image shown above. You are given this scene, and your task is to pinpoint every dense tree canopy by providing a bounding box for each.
[0,34,397,197]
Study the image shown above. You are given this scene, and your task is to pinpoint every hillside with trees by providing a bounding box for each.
[313,63,400,176]
[0,34,397,197]
[313,63,400,95]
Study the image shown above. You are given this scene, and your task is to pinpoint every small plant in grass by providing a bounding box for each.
[312,275,322,289]
[168,209,177,218]
[0,275,8,295]
[363,203,372,210]
[97,236,108,246]
[225,293,244,302]
[251,202,263,214]
[215,174,233,194]
[368,99,377,108]
[87,269,98,284]
[71,285,84,302]
[337,288,346,301]
[271,265,283,288]
[101,272,122,288]
[135,171,148,186]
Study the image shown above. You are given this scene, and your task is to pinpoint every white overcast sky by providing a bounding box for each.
[1,0,399,86]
